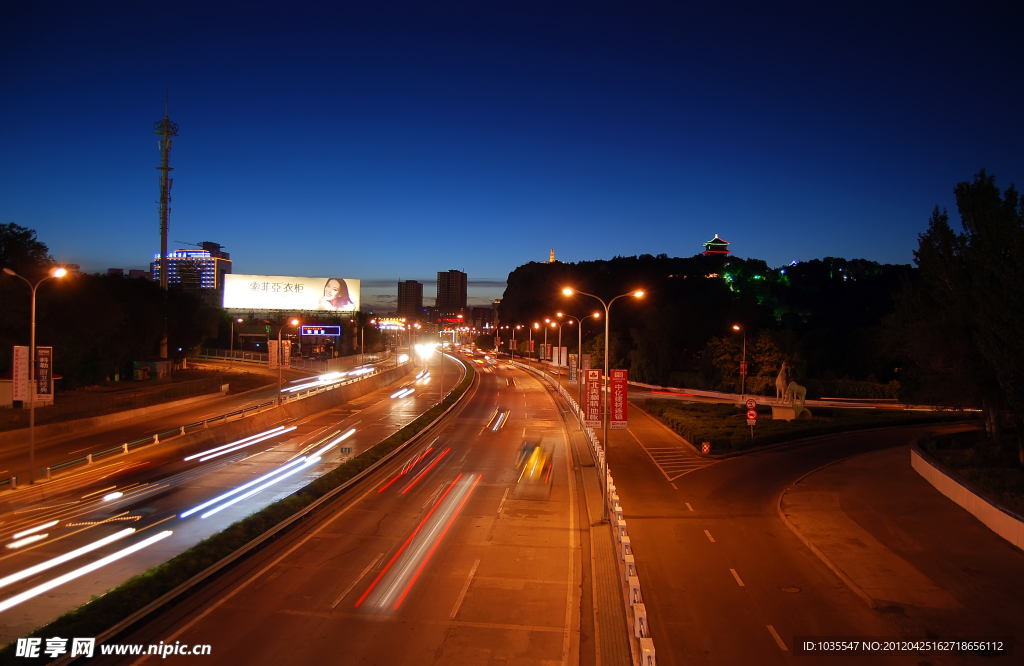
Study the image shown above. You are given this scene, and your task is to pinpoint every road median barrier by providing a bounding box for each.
[0,357,472,665]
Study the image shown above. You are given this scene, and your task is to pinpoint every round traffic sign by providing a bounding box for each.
[746,409,758,420]
[745,398,757,409]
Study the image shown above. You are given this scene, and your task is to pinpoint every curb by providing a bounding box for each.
[775,454,878,610]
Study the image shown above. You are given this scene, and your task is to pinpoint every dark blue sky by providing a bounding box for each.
[2,1,1021,309]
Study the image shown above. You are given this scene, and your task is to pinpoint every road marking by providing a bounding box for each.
[331,553,385,609]
[449,558,480,619]
[626,428,717,481]
[767,624,788,651]
[686,502,694,512]
[670,483,678,490]
[704,529,715,542]
[496,488,509,517]
[730,568,745,586]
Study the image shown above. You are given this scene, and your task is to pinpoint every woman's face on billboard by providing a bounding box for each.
[324,280,341,300]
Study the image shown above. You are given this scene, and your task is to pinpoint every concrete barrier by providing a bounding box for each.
[911,443,1024,550]
[0,389,226,449]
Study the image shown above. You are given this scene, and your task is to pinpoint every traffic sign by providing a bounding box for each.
[745,398,757,409]
[701,442,710,454]
[746,419,757,426]
[746,409,758,420]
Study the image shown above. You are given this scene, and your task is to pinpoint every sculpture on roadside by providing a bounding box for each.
[775,362,789,403]
[786,380,807,407]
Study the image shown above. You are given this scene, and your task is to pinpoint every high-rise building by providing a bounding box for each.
[397,280,424,319]
[150,241,232,290]
[435,270,467,309]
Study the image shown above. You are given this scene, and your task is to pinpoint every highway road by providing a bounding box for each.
[0,356,457,646]
[606,408,1017,665]
[99,360,584,665]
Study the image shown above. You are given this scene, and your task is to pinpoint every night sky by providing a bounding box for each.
[2,1,1021,309]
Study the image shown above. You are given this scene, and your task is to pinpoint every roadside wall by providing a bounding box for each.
[0,390,227,449]
[911,444,1024,551]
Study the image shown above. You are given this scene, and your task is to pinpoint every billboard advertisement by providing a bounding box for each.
[224,275,360,312]
[585,369,602,428]
[12,346,28,402]
[610,369,627,429]
[36,346,53,403]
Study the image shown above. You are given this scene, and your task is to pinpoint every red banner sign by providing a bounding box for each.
[740,361,748,377]
[584,369,602,427]
[610,369,627,429]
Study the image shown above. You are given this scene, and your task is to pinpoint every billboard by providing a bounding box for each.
[224,275,360,312]
[610,369,627,429]
[12,346,28,402]
[585,369,602,427]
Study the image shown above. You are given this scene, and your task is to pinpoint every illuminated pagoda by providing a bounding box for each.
[702,234,731,255]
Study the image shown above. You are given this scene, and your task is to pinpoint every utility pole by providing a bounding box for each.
[154,94,179,359]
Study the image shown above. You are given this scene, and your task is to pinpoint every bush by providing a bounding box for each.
[804,378,900,400]
[919,431,1024,516]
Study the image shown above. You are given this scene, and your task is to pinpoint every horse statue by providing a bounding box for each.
[785,380,807,407]
[775,362,789,403]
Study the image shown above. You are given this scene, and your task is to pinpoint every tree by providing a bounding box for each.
[0,222,54,276]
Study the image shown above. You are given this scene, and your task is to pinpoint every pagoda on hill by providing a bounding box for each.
[702,234,731,255]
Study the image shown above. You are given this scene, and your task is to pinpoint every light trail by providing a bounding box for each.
[193,427,297,463]
[180,458,311,519]
[199,457,320,519]
[311,428,355,458]
[12,521,58,540]
[0,529,137,590]
[183,426,288,461]
[0,531,172,613]
[400,449,451,495]
[6,535,47,549]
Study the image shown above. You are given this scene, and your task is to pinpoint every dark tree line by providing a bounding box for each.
[1,223,221,388]
[883,170,1024,459]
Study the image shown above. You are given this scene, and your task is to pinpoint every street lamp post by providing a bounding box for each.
[3,266,67,484]
[563,287,644,520]
[360,319,376,365]
[529,323,540,365]
[265,318,299,405]
[732,324,746,402]
[229,317,243,364]
[575,312,601,418]
[552,315,574,397]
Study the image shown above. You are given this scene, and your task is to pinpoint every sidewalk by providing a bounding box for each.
[779,445,1024,641]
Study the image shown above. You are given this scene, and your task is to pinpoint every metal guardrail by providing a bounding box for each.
[513,360,658,665]
[9,362,409,490]
[196,348,391,374]
[50,356,471,666]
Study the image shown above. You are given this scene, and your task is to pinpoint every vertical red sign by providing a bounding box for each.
[584,369,602,427]
[610,369,627,429]
[740,361,748,377]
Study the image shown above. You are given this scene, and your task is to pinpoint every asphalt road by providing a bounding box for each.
[0,357,455,646]
[606,409,1006,666]
[100,361,581,665]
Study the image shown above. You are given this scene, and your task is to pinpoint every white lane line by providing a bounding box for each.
[730,568,745,586]
[670,483,678,490]
[686,502,693,512]
[496,488,509,517]
[449,558,480,619]
[767,624,788,651]
[704,529,715,542]
[331,553,385,609]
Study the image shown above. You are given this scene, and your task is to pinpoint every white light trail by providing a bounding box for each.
[190,427,297,463]
[6,535,47,549]
[183,427,287,461]
[12,520,58,540]
[311,429,356,458]
[200,458,320,519]
[180,458,311,519]
[103,492,124,501]
[0,531,172,613]
[0,529,137,590]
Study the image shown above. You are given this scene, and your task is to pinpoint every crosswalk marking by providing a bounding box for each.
[625,431,717,482]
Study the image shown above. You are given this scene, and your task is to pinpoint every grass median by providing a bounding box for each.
[0,359,474,664]
[642,399,972,454]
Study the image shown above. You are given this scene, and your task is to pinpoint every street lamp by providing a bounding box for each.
[229,317,243,364]
[732,324,746,402]
[360,319,377,365]
[551,315,575,395]
[2,266,68,484]
[563,286,644,520]
[264,317,299,404]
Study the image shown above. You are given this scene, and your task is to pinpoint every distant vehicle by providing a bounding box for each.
[515,440,554,499]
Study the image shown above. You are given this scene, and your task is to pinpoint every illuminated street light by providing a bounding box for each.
[732,324,746,401]
[2,266,68,484]
[230,317,244,364]
[562,286,644,519]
